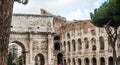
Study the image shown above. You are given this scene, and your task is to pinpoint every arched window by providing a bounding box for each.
[84,38,89,49]
[100,57,105,65]
[68,59,71,65]
[91,38,96,44]
[54,35,60,40]
[92,57,97,65]
[67,41,70,52]
[91,38,96,51]
[109,57,113,65]
[67,33,70,39]
[72,40,76,51]
[78,39,82,50]
[54,42,60,50]
[35,54,45,65]
[85,58,89,65]
[99,36,104,50]
[78,59,81,65]
[92,45,96,51]
[57,53,63,65]
[64,59,67,65]
[73,58,76,65]
[64,42,66,51]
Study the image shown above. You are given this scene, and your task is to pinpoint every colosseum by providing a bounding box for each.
[9,9,120,65]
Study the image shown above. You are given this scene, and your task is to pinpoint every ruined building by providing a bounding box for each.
[9,9,120,65]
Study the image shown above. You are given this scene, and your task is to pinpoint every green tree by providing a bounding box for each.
[7,52,13,65]
[16,55,23,65]
[90,0,120,65]
[0,0,28,65]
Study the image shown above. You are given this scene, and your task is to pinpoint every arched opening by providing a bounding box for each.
[92,45,96,51]
[84,58,89,65]
[78,39,82,50]
[67,41,70,52]
[78,59,81,65]
[9,41,26,65]
[92,57,97,65]
[64,41,66,51]
[54,42,60,50]
[54,35,60,40]
[57,53,63,65]
[64,59,67,65]
[84,38,89,49]
[72,40,76,51]
[100,57,105,65]
[68,59,71,65]
[117,56,120,65]
[99,36,104,50]
[91,38,96,44]
[73,58,76,65]
[109,57,113,65]
[67,33,70,39]
[35,53,45,65]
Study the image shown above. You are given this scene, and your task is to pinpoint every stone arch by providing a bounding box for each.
[84,38,89,49]
[34,53,45,65]
[64,59,67,65]
[91,38,96,44]
[67,41,70,52]
[78,58,81,65]
[72,40,76,51]
[67,33,70,39]
[54,35,60,40]
[57,53,63,65]
[54,42,60,50]
[68,58,71,65]
[10,41,26,51]
[92,45,96,51]
[72,58,76,65]
[63,41,66,51]
[84,58,89,65]
[78,38,82,50]
[10,41,26,65]
[92,57,97,65]
[100,57,105,65]
[109,57,113,65]
[99,36,105,50]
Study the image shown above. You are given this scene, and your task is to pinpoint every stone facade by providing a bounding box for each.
[9,9,120,65]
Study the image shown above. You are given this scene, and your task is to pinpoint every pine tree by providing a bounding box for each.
[90,0,120,65]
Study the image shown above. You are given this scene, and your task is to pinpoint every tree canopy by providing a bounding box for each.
[90,0,120,27]
[14,0,28,4]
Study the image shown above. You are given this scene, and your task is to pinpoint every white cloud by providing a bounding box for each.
[13,0,107,21]
[66,9,82,21]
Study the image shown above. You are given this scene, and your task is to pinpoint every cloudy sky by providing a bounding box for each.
[13,0,107,21]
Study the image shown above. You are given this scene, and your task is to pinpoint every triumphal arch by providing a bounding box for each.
[9,13,55,65]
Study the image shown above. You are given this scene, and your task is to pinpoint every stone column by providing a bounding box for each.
[75,58,78,65]
[48,34,53,65]
[29,33,33,64]
[76,41,78,53]
[81,58,84,65]
[89,57,92,65]
[97,57,100,65]
[105,57,108,65]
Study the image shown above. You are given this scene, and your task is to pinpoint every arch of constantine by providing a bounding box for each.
[9,9,120,65]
